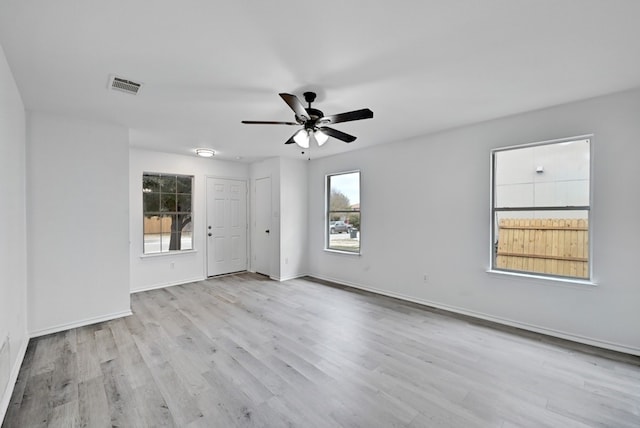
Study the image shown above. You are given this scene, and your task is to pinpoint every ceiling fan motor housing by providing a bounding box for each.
[304,108,324,128]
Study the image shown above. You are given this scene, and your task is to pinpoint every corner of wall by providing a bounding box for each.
[0,333,29,423]
[0,41,29,424]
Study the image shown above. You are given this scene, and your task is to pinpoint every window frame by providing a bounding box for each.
[325,170,361,255]
[489,135,593,282]
[142,172,194,255]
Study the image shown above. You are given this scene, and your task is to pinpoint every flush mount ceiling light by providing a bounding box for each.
[195,148,215,158]
[242,91,373,148]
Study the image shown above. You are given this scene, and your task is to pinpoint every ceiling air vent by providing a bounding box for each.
[108,75,143,95]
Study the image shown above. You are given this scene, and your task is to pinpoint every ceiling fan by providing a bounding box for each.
[242,92,373,148]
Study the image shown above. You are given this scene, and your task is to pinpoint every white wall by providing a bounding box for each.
[308,88,640,355]
[130,148,249,292]
[0,43,28,421]
[27,111,131,335]
[131,153,307,285]
[279,157,309,280]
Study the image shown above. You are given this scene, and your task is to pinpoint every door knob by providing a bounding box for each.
[208,233,212,236]
[265,229,270,234]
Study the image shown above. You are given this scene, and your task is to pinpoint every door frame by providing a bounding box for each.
[205,175,249,277]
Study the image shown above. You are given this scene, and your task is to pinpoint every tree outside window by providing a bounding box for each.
[143,173,193,254]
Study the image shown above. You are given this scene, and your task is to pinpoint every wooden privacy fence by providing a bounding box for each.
[144,216,172,234]
[496,218,589,278]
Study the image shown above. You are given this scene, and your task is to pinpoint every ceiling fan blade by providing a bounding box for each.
[279,93,310,121]
[319,126,357,143]
[241,120,298,125]
[285,131,298,144]
[320,108,373,125]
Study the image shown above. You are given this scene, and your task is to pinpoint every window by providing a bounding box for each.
[327,171,360,253]
[491,136,591,279]
[143,173,193,254]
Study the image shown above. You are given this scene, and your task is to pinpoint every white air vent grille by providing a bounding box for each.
[108,75,143,95]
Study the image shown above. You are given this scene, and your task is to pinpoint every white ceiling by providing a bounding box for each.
[1,0,640,163]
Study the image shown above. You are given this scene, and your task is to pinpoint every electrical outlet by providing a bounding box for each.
[170,262,175,269]
[423,274,429,283]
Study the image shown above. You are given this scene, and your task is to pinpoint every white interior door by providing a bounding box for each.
[253,177,271,276]
[207,178,247,276]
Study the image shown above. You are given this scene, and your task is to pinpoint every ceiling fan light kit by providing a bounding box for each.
[293,129,310,148]
[315,129,329,146]
[242,91,373,148]
[291,128,329,149]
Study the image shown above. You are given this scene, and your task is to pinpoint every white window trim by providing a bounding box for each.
[324,248,362,256]
[486,268,597,287]
[142,172,195,255]
[139,249,198,259]
[325,169,361,255]
[489,134,594,282]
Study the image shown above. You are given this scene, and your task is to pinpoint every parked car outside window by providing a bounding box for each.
[329,221,351,234]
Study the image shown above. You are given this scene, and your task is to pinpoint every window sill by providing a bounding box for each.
[140,249,198,259]
[324,248,361,256]
[486,269,597,287]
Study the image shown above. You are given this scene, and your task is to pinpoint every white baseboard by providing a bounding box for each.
[130,276,206,294]
[0,334,28,424]
[29,309,133,339]
[309,274,640,357]
[274,273,308,282]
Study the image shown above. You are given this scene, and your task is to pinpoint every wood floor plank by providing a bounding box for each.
[3,272,640,428]
[93,328,118,365]
[77,376,110,428]
[14,370,54,427]
[148,361,204,427]
[99,357,139,427]
[47,400,79,428]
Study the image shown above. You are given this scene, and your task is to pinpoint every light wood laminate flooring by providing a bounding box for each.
[3,273,640,427]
